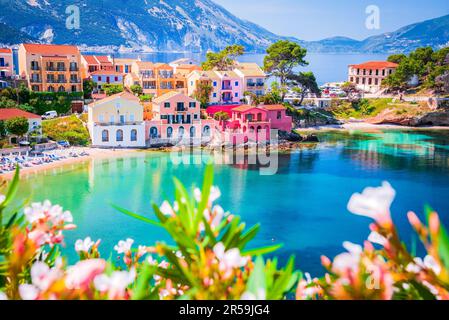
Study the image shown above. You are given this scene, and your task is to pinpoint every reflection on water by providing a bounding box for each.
[15,130,449,275]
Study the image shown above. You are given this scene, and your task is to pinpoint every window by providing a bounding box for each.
[98,76,102,81]
[48,86,54,92]
[177,102,185,111]
[115,77,118,81]
[129,114,135,122]
[194,114,198,120]
[178,126,185,138]
[116,130,124,142]
[164,102,170,108]
[190,81,193,86]
[189,102,196,109]
[58,86,65,92]
[235,92,238,98]
[235,81,239,86]
[213,93,217,98]
[99,114,104,123]
[190,126,196,138]
[110,115,115,123]
[213,81,217,87]
[167,127,173,138]
[277,111,282,120]
[102,130,109,142]
[130,129,137,142]
[120,115,125,124]
[71,86,77,92]
[150,127,158,139]
[203,126,211,137]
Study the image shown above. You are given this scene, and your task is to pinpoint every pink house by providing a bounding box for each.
[218,104,292,144]
[145,91,215,145]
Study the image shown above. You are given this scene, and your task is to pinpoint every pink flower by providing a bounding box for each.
[332,242,362,274]
[368,231,388,246]
[65,259,106,290]
[159,201,175,217]
[347,182,395,227]
[75,237,95,253]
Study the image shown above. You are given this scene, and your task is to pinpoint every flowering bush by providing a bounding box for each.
[0,166,448,300]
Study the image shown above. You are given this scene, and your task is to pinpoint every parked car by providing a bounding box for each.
[42,111,58,120]
[57,140,70,148]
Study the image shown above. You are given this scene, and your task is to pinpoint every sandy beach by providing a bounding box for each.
[0,147,143,180]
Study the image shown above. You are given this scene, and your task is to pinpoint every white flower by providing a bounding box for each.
[424,255,441,275]
[368,231,388,246]
[332,242,362,273]
[30,261,62,291]
[160,201,175,217]
[194,186,221,204]
[75,237,95,253]
[211,205,225,229]
[0,291,7,300]
[19,284,39,300]
[0,194,5,205]
[94,269,136,298]
[213,242,248,271]
[24,200,72,225]
[347,182,395,225]
[146,255,157,265]
[114,238,134,254]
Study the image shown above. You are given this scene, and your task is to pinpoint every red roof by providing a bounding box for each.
[22,43,80,55]
[206,105,241,117]
[0,108,40,120]
[83,55,99,65]
[96,55,111,63]
[0,48,12,54]
[349,61,398,69]
[233,105,266,113]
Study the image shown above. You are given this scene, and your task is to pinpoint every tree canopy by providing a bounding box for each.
[287,71,320,106]
[193,82,213,108]
[5,117,29,138]
[202,45,245,71]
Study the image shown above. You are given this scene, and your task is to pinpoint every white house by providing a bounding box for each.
[0,108,42,135]
[87,92,146,148]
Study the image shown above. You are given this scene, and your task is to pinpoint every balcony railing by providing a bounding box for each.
[69,67,79,72]
[70,79,80,83]
[143,86,156,89]
[247,82,265,87]
[0,63,9,67]
[222,85,232,90]
[30,78,42,83]
[95,121,143,127]
[159,73,174,79]
[47,67,66,72]
[31,66,40,71]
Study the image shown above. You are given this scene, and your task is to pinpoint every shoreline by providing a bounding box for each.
[0,147,144,180]
[1,122,448,179]
[295,122,449,132]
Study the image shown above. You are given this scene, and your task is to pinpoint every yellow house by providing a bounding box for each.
[18,43,83,93]
[87,91,146,147]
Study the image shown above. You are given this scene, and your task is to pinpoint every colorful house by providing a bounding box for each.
[348,61,398,93]
[217,104,292,144]
[187,70,242,105]
[234,62,267,97]
[0,108,42,135]
[113,58,139,75]
[18,43,83,93]
[81,55,114,79]
[0,48,14,88]
[91,70,124,90]
[87,91,146,148]
[145,91,214,145]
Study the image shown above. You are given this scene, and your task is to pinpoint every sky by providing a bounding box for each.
[213,0,449,41]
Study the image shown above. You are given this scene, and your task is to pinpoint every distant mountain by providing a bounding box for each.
[303,14,449,53]
[0,0,282,52]
[0,1,447,54]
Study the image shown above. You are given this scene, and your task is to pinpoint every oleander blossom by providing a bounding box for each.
[19,260,63,300]
[213,242,248,278]
[94,269,136,299]
[65,259,107,290]
[23,200,76,247]
[347,182,395,227]
[194,186,221,204]
[75,237,95,253]
[114,238,134,254]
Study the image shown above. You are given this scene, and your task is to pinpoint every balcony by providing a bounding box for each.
[95,121,143,127]
[0,63,9,67]
[30,78,42,83]
[159,73,174,79]
[70,79,80,83]
[247,82,265,87]
[31,66,40,71]
[222,85,233,90]
[70,67,79,72]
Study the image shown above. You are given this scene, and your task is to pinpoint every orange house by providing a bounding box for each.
[81,55,114,79]
[18,43,83,93]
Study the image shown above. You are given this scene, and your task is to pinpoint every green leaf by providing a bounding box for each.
[238,224,260,250]
[132,263,157,300]
[112,204,162,228]
[246,256,266,299]
[0,166,20,210]
[242,244,283,256]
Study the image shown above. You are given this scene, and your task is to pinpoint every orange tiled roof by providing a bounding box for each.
[0,48,12,54]
[154,63,172,70]
[0,108,40,120]
[83,55,98,65]
[135,61,154,69]
[263,104,286,111]
[96,56,111,63]
[22,43,80,55]
[232,105,262,113]
[176,64,202,71]
[88,91,140,107]
[349,61,399,69]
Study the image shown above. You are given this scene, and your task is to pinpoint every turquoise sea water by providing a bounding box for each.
[16,129,449,275]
